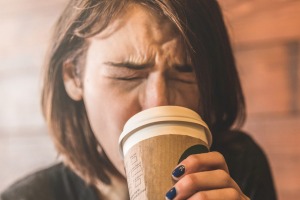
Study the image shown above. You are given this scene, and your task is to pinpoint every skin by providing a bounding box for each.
[64,4,249,200]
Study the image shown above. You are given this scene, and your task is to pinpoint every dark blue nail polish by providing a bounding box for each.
[165,187,177,200]
[172,165,185,179]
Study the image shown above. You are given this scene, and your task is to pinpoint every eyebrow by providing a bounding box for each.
[104,61,152,70]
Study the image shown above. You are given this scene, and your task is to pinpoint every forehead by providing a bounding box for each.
[91,3,179,43]
[85,3,188,64]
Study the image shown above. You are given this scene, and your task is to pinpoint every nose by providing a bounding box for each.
[139,72,170,110]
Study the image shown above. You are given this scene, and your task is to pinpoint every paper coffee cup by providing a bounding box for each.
[119,106,212,200]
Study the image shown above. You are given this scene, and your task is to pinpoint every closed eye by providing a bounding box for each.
[113,76,144,81]
[103,61,151,81]
[169,64,196,84]
[171,78,196,84]
[104,61,152,70]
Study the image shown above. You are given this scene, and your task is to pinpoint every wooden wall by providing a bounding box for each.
[219,1,300,199]
[0,0,299,199]
[0,0,66,193]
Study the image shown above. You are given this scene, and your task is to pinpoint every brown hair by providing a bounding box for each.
[41,0,245,186]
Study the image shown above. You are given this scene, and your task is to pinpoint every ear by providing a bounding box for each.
[62,60,83,101]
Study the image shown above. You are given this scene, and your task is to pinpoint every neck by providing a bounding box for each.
[95,171,130,200]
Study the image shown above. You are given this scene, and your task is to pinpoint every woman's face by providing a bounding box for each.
[66,4,200,176]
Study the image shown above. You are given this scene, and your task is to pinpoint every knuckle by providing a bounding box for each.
[211,151,226,163]
[216,169,231,185]
[185,154,200,164]
[181,174,197,187]
[194,192,209,200]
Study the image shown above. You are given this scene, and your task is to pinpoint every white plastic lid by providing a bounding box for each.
[119,106,212,155]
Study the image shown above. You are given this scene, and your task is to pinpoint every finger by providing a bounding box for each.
[172,151,229,181]
[169,170,242,200]
[187,188,242,200]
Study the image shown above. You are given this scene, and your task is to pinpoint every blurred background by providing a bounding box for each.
[0,0,299,199]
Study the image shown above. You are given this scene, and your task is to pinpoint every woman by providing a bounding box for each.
[1,0,277,199]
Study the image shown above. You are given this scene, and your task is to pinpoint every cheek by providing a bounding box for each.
[173,83,201,112]
[82,76,141,147]
[82,78,142,175]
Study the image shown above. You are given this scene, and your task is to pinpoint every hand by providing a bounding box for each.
[165,152,250,200]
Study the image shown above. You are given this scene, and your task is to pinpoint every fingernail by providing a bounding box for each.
[165,187,177,200]
[172,165,185,180]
